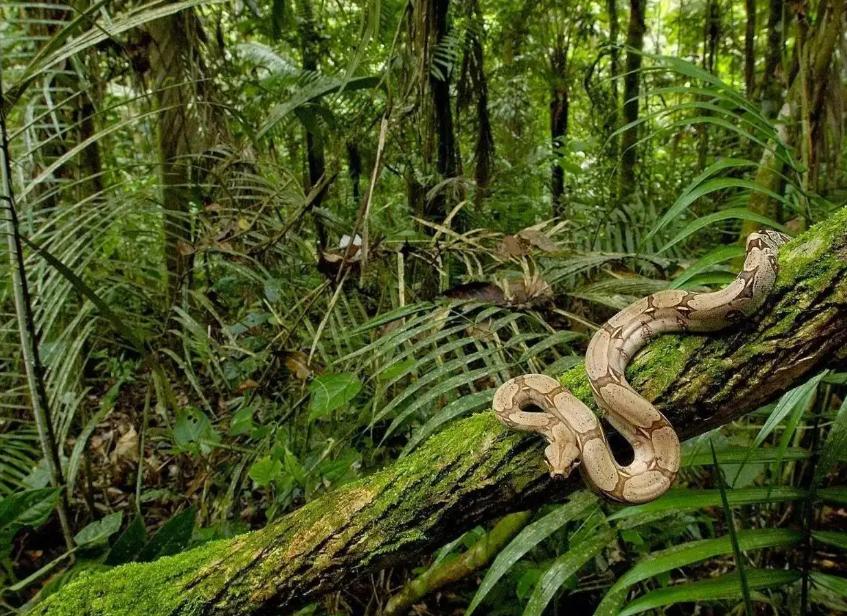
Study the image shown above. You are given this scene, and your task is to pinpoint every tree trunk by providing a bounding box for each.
[346,142,361,204]
[760,0,788,118]
[744,0,756,97]
[618,0,646,198]
[146,10,202,303]
[467,0,493,208]
[430,0,460,220]
[607,0,621,165]
[297,0,328,249]
[698,0,721,169]
[413,0,462,225]
[743,0,843,238]
[549,37,569,217]
[35,208,847,615]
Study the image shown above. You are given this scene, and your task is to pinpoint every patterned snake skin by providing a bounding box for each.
[493,230,790,504]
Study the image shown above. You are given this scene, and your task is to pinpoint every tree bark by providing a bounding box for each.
[549,36,569,217]
[743,0,844,238]
[464,0,493,208]
[429,0,460,221]
[146,9,205,302]
[618,0,646,198]
[760,0,787,118]
[297,0,329,249]
[607,0,621,165]
[34,207,847,615]
[744,0,756,97]
[412,0,462,225]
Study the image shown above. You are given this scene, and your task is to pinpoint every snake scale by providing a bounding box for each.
[493,230,789,504]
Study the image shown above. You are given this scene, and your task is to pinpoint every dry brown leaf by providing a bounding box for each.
[517,228,559,252]
[497,234,530,258]
[282,351,313,380]
[112,426,138,461]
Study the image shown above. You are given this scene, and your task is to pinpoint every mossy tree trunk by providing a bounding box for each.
[35,208,847,616]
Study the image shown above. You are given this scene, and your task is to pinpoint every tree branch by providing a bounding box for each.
[35,208,847,616]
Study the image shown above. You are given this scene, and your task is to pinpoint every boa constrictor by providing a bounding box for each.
[493,230,789,504]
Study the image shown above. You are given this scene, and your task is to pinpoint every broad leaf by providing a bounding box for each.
[308,373,362,420]
[75,511,123,547]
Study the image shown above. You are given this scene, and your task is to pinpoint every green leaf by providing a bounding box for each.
[608,487,806,528]
[658,208,787,253]
[173,408,220,455]
[466,491,598,615]
[815,395,847,486]
[0,487,59,531]
[105,516,147,565]
[753,373,825,447]
[230,406,255,436]
[682,445,809,467]
[20,235,146,351]
[74,511,123,547]
[249,456,283,487]
[523,526,616,616]
[378,358,417,382]
[595,529,802,616]
[259,74,381,137]
[136,507,196,562]
[812,531,847,550]
[711,440,753,616]
[618,569,800,616]
[0,488,60,555]
[308,373,362,420]
[818,487,847,505]
[648,159,758,241]
[670,245,746,289]
[282,448,307,486]
[811,572,847,597]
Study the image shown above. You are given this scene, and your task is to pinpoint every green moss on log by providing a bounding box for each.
[34,208,847,615]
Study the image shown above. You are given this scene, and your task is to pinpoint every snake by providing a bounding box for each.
[493,230,789,504]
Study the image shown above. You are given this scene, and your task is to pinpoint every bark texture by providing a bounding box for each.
[549,36,569,217]
[34,208,847,615]
[618,0,646,197]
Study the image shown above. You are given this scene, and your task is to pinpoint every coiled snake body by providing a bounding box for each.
[493,230,789,504]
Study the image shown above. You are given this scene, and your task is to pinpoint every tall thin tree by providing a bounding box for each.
[618,0,646,197]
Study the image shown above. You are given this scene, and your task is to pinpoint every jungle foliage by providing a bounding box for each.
[0,0,845,614]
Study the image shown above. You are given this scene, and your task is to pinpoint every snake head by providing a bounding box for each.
[544,439,580,480]
[750,229,791,251]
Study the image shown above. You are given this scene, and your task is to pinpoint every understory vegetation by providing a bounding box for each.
[0,0,845,614]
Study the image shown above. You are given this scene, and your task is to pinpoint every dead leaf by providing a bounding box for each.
[237,378,259,392]
[497,234,530,258]
[443,281,507,304]
[112,427,138,462]
[282,351,312,380]
[517,228,559,252]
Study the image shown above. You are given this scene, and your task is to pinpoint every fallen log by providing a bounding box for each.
[35,208,847,615]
